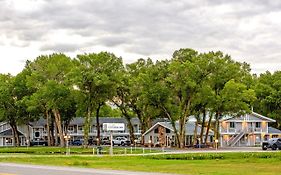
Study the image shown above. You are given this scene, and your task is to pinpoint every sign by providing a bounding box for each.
[103,123,125,131]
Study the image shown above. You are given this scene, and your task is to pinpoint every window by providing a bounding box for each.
[166,128,170,133]
[154,128,159,134]
[255,122,261,128]
[78,126,83,131]
[34,131,40,138]
[230,122,235,128]
[68,126,74,131]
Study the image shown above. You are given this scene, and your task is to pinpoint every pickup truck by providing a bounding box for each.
[262,138,281,150]
[112,137,130,146]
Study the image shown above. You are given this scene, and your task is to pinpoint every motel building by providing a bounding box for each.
[219,112,279,147]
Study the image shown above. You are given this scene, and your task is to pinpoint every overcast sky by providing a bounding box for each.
[1,0,281,75]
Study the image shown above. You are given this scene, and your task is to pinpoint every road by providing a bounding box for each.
[0,163,174,175]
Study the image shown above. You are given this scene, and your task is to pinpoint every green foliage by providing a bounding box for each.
[255,71,281,128]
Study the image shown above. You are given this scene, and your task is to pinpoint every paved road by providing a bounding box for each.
[0,163,174,175]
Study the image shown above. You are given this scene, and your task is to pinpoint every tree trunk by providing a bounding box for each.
[178,117,186,148]
[214,111,220,140]
[200,109,206,144]
[83,105,92,148]
[193,121,198,146]
[96,103,102,146]
[123,111,135,144]
[52,109,65,147]
[50,114,55,146]
[11,124,20,147]
[204,112,213,144]
[46,110,51,146]
[26,124,31,147]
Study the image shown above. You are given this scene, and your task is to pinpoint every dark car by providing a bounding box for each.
[262,138,281,150]
[30,140,48,146]
[71,140,83,146]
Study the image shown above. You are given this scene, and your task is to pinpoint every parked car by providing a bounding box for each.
[71,140,83,146]
[112,137,130,146]
[262,138,281,150]
[88,138,97,145]
[101,138,111,145]
[30,140,48,146]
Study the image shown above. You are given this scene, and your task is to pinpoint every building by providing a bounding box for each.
[143,121,214,147]
[0,117,160,146]
[0,122,30,146]
[220,112,276,147]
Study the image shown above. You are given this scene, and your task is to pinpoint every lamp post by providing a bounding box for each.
[134,139,138,151]
[215,139,219,150]
[148,139,152,152]
[26,139,29,149]
[64,134,71,155]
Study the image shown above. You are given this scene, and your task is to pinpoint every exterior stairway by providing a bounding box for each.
[228,131,245,147]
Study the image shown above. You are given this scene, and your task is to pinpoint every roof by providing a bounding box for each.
[220,112,276,122]
[268,127,281,134]
[30,117,168,127]
[0,128,24,137]
[31,117,141,126]
[143,121,214,136]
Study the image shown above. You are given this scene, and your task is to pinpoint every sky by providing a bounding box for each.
[0,0,281,75]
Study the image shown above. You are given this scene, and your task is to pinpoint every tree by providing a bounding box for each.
[26,54,74,147]
[71,52,123,147]
[255,71,281,129]
[208,52,256,139]
[0,74,21,146]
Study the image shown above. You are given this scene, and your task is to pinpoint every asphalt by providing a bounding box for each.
[0,163,175,175]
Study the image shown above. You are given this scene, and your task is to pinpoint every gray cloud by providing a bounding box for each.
[40,43,81,52]
[1,0,281,74]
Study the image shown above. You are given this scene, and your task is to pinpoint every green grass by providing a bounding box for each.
[0,146,159,155]
[0,152,281,174]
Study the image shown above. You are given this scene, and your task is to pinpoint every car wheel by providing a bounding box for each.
[272,144,277,150]
[262,144,267,150]
[121,142,125,146]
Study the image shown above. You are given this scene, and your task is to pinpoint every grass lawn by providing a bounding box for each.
[0,146,159,155]
[0,151,281,175]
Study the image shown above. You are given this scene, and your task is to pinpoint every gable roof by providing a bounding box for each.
[220,112,276,122]
[0,128,24,137]
[143,121,214,136]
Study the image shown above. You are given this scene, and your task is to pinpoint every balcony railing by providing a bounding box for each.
[221,127,263,134]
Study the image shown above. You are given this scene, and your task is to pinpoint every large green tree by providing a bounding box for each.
[255,71,281,128]
[71,52,123,146]
[26,54,74,147]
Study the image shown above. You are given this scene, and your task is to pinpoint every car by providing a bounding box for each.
[101,138,111,145]
[71,140,83,146]
[262,138,281,150]
[112,137,130,146]
[30,140,48,146]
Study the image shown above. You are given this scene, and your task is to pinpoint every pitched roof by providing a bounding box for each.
[220,112,276,122]
[0,128,24,136]
[143,121,214,136]
[268,127,281,134]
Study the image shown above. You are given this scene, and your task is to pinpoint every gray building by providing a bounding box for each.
[143,121,214,147]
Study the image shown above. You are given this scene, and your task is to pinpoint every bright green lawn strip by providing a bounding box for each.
[0,152,280,175]
[0,146,157,155]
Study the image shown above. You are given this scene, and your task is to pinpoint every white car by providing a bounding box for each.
[112,137,131,146]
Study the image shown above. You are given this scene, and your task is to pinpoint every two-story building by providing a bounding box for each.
[220,112,276,147]
[0,117,148,146]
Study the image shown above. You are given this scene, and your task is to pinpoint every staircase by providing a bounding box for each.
[228,131,245,147]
